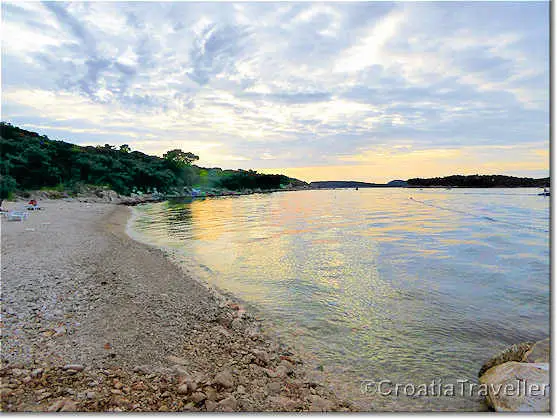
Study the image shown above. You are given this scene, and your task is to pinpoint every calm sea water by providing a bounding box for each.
[130,188,549,411]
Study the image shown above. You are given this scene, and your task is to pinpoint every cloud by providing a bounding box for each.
[1,1,549,181]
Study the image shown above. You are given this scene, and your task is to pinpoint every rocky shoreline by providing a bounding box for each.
[1,200,350,412]
[478,338,550,412]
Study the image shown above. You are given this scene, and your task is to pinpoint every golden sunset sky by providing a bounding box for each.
[2,2,549,183]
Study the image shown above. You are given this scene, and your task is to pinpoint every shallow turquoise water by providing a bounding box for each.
[131,188,549,411]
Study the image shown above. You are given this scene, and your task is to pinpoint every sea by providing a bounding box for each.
[129,188,550,411]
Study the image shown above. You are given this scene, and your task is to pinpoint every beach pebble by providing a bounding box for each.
[178,376,197,393]
[217,312,234,328]
[36,391,52,401]
[231,318,243,331]
[267,381,281,395]
[47,399,66,412]
[214,370,234,388]
[309,395,334,412]
[166,355,187,366]
[217,395,238,411]
[131,381,147,391]
[61,400,78,412]
[205,400,217,412]
[63,364,84,372]
[279,360,294,374]
[269,396,300,411]
[204,386,218,401]
[176,383,189,395]
[190,391,207,404]
[54,326,67,336]
[253,349,269,366]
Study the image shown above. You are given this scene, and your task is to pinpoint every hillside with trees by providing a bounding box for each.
[0,122,307,200]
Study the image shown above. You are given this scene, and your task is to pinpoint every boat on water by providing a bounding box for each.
[538,188,550,196]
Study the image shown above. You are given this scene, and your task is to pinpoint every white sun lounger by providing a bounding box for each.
[7,209,28,221]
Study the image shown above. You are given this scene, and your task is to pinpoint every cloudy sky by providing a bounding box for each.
[2,1,549,182]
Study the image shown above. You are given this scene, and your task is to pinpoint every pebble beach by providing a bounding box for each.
[1,200,349,412]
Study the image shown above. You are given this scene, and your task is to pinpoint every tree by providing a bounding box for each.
[0,175,16,204]
[119,144,131,153]
[163,149,199,168]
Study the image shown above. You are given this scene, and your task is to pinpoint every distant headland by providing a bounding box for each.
[310,175,549,189]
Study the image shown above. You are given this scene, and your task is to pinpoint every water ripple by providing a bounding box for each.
[132,188,549,410]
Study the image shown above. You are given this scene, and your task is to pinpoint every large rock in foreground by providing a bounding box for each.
[478,342,533,378]
[479,361,549,412]
[523,338,550,364]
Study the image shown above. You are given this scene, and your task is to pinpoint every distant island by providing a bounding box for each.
[309,180,408,188]
[310,175,549,189]
[407,175,549,188]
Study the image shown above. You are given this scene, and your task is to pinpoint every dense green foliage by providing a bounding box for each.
[407,175,550,188]
[0,122,196,196]
[217,170,306,191]
[0,122,307,198]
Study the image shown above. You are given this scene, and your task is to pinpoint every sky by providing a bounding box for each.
[1,1,549,183]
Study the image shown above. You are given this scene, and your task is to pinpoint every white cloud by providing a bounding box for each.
[1,2,549,177]
[334,8,406,73]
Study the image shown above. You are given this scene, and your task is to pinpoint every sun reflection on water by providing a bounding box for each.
[133,188,549,411]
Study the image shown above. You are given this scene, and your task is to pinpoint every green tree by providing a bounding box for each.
[0,175,16,204]
[119,144,131,153]
[163,149,199,168]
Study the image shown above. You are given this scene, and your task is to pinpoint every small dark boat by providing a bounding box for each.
[538,188,550,196]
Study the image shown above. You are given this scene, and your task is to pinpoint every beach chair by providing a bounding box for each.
[7,208,29,221]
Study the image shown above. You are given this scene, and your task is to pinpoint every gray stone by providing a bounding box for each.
[479,342,533,378]
[267,381,282,395]
[279,360,294,375]
[205,386,218,401]
[275,365,289,378]
[253,349,270,365]
[205,400,217,412]
[308,395,333,412]
[167,355,188,366]
[269,396,300,411]
[190,391,207,404]
[214,370,234,388]
[479,361,549,412]
[523,338,550,363]
[62,364,84,372]
[217,395,238,411]
[47,399,67,412]
[231,318,243,331]
[176,383,189,395]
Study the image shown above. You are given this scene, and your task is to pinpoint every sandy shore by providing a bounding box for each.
[1,200,349,412]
